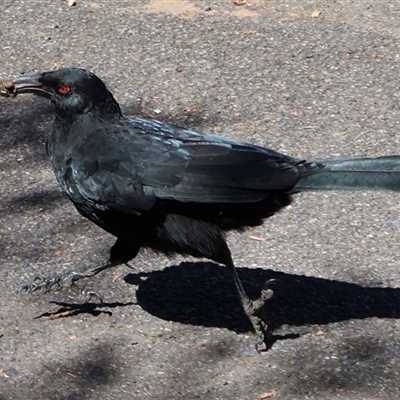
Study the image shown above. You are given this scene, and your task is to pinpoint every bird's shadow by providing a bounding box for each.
[35,301,136,319]
[44,261,400,335]
[122,261,400,334]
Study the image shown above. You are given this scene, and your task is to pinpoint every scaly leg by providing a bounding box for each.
[222,248,274,347]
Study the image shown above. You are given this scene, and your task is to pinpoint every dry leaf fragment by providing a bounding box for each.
[183,104,199,112]
[69,334,78,340]
[316,328,324,335]
[49,310,74,319]
[112,273,123,282]
[244,29,257,35]
[249,235,267,241]
[0,369,9,378]
[257,389,277,399]
[232,0,246,4]
[311,10,321,18]
[65,369,77,377]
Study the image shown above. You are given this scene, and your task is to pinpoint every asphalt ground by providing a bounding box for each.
[1,1,400,399]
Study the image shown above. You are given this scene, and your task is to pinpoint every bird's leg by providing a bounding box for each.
[222,249,274,347]
[18,259,123,299]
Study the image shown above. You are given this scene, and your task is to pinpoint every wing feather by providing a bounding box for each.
[65,118,303,212]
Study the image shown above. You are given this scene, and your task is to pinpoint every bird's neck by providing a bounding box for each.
[93,95,123,119]
[54,100,122,130]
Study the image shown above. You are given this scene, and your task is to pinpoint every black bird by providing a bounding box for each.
[7,68,400,347]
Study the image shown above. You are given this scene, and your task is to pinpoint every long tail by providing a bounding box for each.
[292,156,400,192]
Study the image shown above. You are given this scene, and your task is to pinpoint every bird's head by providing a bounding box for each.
[13,68,122,119]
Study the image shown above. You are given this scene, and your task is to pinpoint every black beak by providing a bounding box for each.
[13,74,52,98]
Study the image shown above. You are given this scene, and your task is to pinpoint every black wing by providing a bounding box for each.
[67,118,308,214]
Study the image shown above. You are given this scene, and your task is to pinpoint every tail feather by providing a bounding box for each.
[292,156,400,192]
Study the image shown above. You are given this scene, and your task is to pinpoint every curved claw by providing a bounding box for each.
[16,284,31,294]
[253,279,277,310]
[262,278,279,289]
[78,288,103,304]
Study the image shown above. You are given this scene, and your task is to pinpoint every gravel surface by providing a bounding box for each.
[1,1,400,399]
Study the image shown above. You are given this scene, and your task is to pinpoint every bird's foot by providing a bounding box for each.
[243,279,276,350]
[17,262,116,299]
[18,271,81,294]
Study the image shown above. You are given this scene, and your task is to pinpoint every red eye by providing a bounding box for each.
[58,85,70,94]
